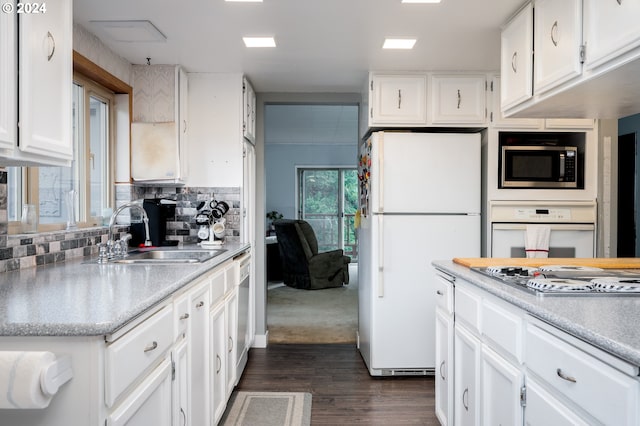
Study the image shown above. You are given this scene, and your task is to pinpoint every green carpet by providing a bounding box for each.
[267,265,358,344]
[221,391,311,426]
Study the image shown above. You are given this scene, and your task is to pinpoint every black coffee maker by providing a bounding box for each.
[130,199,179,247]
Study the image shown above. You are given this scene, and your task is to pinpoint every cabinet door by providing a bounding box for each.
[489,77,541,129]
[173,339,190,426]
[500,3,533,110]
[369,74,427,125]
[525,379,590,426]
[583,0,640,70]
[107,358,173,426]
[481,346,524,426]
[178,67,189,180]
[435,308,454,426]
[534,0,582,94]
[0,11,16,150]
[243,77,256,143]
[225,287,239,395]
[454,325,481,426]
[430,75,486,124]
[210,301,227,425]
[18,0,73,161]
[188,282,210,426]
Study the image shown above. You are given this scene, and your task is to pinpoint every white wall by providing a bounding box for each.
[73,24,132,85]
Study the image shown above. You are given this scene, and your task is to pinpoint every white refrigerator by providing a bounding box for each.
[357,131,481,376]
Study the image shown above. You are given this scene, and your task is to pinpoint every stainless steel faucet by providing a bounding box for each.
[99,201,152,262]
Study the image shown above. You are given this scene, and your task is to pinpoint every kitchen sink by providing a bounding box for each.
[88,248,227,264]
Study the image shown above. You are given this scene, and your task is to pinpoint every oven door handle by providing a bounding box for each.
[492,223,595,231]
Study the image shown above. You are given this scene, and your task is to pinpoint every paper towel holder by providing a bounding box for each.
[40,355,73,396]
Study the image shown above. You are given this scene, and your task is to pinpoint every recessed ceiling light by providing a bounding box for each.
[226,0,263,2]
[402,0,441,3]
[89,20,166,43]
[243,37,276,47]
[382,38,416,49]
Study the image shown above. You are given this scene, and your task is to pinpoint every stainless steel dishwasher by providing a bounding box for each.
[235,252,251,369]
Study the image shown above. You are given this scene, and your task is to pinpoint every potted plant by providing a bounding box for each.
[266,210,283,235]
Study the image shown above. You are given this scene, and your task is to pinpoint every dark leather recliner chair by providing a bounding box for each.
[274,219,350,290]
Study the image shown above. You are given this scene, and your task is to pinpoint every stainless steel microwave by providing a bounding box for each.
[500,145,578,188]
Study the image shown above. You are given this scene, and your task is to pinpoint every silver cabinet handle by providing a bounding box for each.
[196,301,204,308]
[180,408,186,426]
[397,89,402,109]
[462,387,469,411]
[556,368,577,383]
[46,31,55,61]
[457,89,461,109]
[144,341,158,353]
[228,336,233,353]
[183,120,187,134]
[551,21,559,47]
[439,360,445,380]
[179,313,189,320]
[511,51,518,73]
[216,354,222,374]
[436,290,443,296]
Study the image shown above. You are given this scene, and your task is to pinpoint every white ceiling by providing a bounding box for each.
[73,0,525,93]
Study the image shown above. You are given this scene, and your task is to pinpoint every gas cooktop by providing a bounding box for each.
[472,264,640,296]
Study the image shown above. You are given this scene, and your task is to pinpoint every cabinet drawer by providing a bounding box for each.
[454,282,481,333]
[482,297,523,362]
[105,305,174,407]
[173,293,190,340]
[526,323,639,425]
[434,273,454,314]
[210,268,226,306]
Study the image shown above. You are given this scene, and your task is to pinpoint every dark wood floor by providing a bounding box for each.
[234,344,440,425]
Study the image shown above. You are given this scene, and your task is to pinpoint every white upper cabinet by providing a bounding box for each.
[0,0,73,166]
[500,3,533,111]
[131,65,188,183]
[0,10,16,151]
[489,76,541,128]
[242,77,256,143]
[430,75,487,125]
[583,0,640,71]
[533,0,583,94]
[369,73,427,126]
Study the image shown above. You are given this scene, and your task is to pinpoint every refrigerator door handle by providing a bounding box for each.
[378,214,384,298]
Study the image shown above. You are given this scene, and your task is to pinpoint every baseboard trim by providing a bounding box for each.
[252,331,269,348]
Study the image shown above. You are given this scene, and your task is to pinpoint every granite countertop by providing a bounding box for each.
[432,260,640,367]
[0,242,250,337]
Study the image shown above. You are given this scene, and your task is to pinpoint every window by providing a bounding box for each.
[7,74,114,232]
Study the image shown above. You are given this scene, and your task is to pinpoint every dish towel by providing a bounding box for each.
[525,225,551,258]
[0,351,57,409]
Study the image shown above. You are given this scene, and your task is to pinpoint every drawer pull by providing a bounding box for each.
[439,360,445,380]
[462,387,469,411]
[179,313,189,320]
[196,301,204,308]
[556,368,577,383]
[436,290,444,296]
[144,341,158,353]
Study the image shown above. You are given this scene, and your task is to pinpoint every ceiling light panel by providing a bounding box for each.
[226,0,263,2]
[382,38,416,49]
[243,37,276,47]
[401,0,441,3]
[89,20,166,42]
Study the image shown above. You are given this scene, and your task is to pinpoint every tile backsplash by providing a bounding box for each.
[0,168,241,272]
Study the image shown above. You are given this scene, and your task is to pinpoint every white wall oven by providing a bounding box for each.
[490,201,596,258]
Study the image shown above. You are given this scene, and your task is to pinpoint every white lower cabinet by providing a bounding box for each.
[173,338,189,426]
[225,287,239,396]
[441,271,640,426]
[210,300,227,424]
[107,357,173,426]
[453,325,481,426]
[188,280,211,426]
[480,345,523,426]
[435,308,453,426]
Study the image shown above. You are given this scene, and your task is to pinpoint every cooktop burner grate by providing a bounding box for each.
[590,277,640,293]
[527,278,594,292]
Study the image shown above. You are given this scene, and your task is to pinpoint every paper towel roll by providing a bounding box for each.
[0,351,56,409]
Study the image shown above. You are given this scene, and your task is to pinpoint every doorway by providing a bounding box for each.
[618,132,638,256]
[297,167,358,261]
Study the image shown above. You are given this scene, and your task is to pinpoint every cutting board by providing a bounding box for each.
[453,258,640,269]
